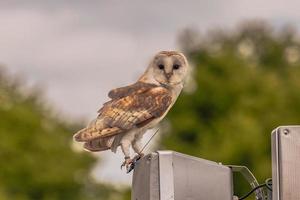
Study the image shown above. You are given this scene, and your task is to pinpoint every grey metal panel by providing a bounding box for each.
[132,153,159,200]
[272,126,300,200]
[132,151,233,200]
[171,151,233,200]
[150,154,160,200]
[158,151,175,200]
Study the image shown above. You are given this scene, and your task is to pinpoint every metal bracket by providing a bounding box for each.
[228,165,265,200]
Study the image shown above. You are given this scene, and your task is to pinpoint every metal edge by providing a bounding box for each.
[271,126,281,200]
[172,150,230,170]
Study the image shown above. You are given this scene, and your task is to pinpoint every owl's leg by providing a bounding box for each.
[132,132,145,159]
[132,136,144,157]
[120,140,133,170]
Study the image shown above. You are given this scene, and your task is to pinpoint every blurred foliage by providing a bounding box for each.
[0,68,128,200]
[162,21,300,197]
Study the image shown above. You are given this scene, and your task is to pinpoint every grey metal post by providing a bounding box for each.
[272,126,300,200]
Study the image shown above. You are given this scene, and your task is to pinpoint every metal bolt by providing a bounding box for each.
[232,196,239,200]
[283,129,290,135]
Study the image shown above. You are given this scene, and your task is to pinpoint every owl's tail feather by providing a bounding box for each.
[73,118,119,142]
[73,126,122,142]
[83,136,115,152]
[73,127,95,142]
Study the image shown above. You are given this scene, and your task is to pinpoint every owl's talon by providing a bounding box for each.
[121,157,133,170]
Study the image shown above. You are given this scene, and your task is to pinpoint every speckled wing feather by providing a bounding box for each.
[107,82,157,99]
[99,84,172,135]
[74,82,172,142]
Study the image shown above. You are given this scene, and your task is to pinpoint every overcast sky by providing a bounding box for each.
[1,0,299,185]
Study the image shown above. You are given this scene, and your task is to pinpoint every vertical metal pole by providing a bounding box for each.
[272,126,300,200]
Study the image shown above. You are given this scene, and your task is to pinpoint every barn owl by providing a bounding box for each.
[73,51,189,170]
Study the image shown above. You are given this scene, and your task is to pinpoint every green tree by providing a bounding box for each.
[161,21,300,197]
[0,68,127,200]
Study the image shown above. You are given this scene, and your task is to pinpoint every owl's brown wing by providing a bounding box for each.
[107,81,157,99]
[98,86,172,136]
[74,84,172,142]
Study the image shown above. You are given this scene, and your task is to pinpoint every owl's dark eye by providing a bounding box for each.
[173,64,180,70]
[158,64,165,70]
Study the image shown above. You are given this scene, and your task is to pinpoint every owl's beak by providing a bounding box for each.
[165,72,173,80]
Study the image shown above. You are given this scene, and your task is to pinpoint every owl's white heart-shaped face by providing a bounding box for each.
[149,51,189,86]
